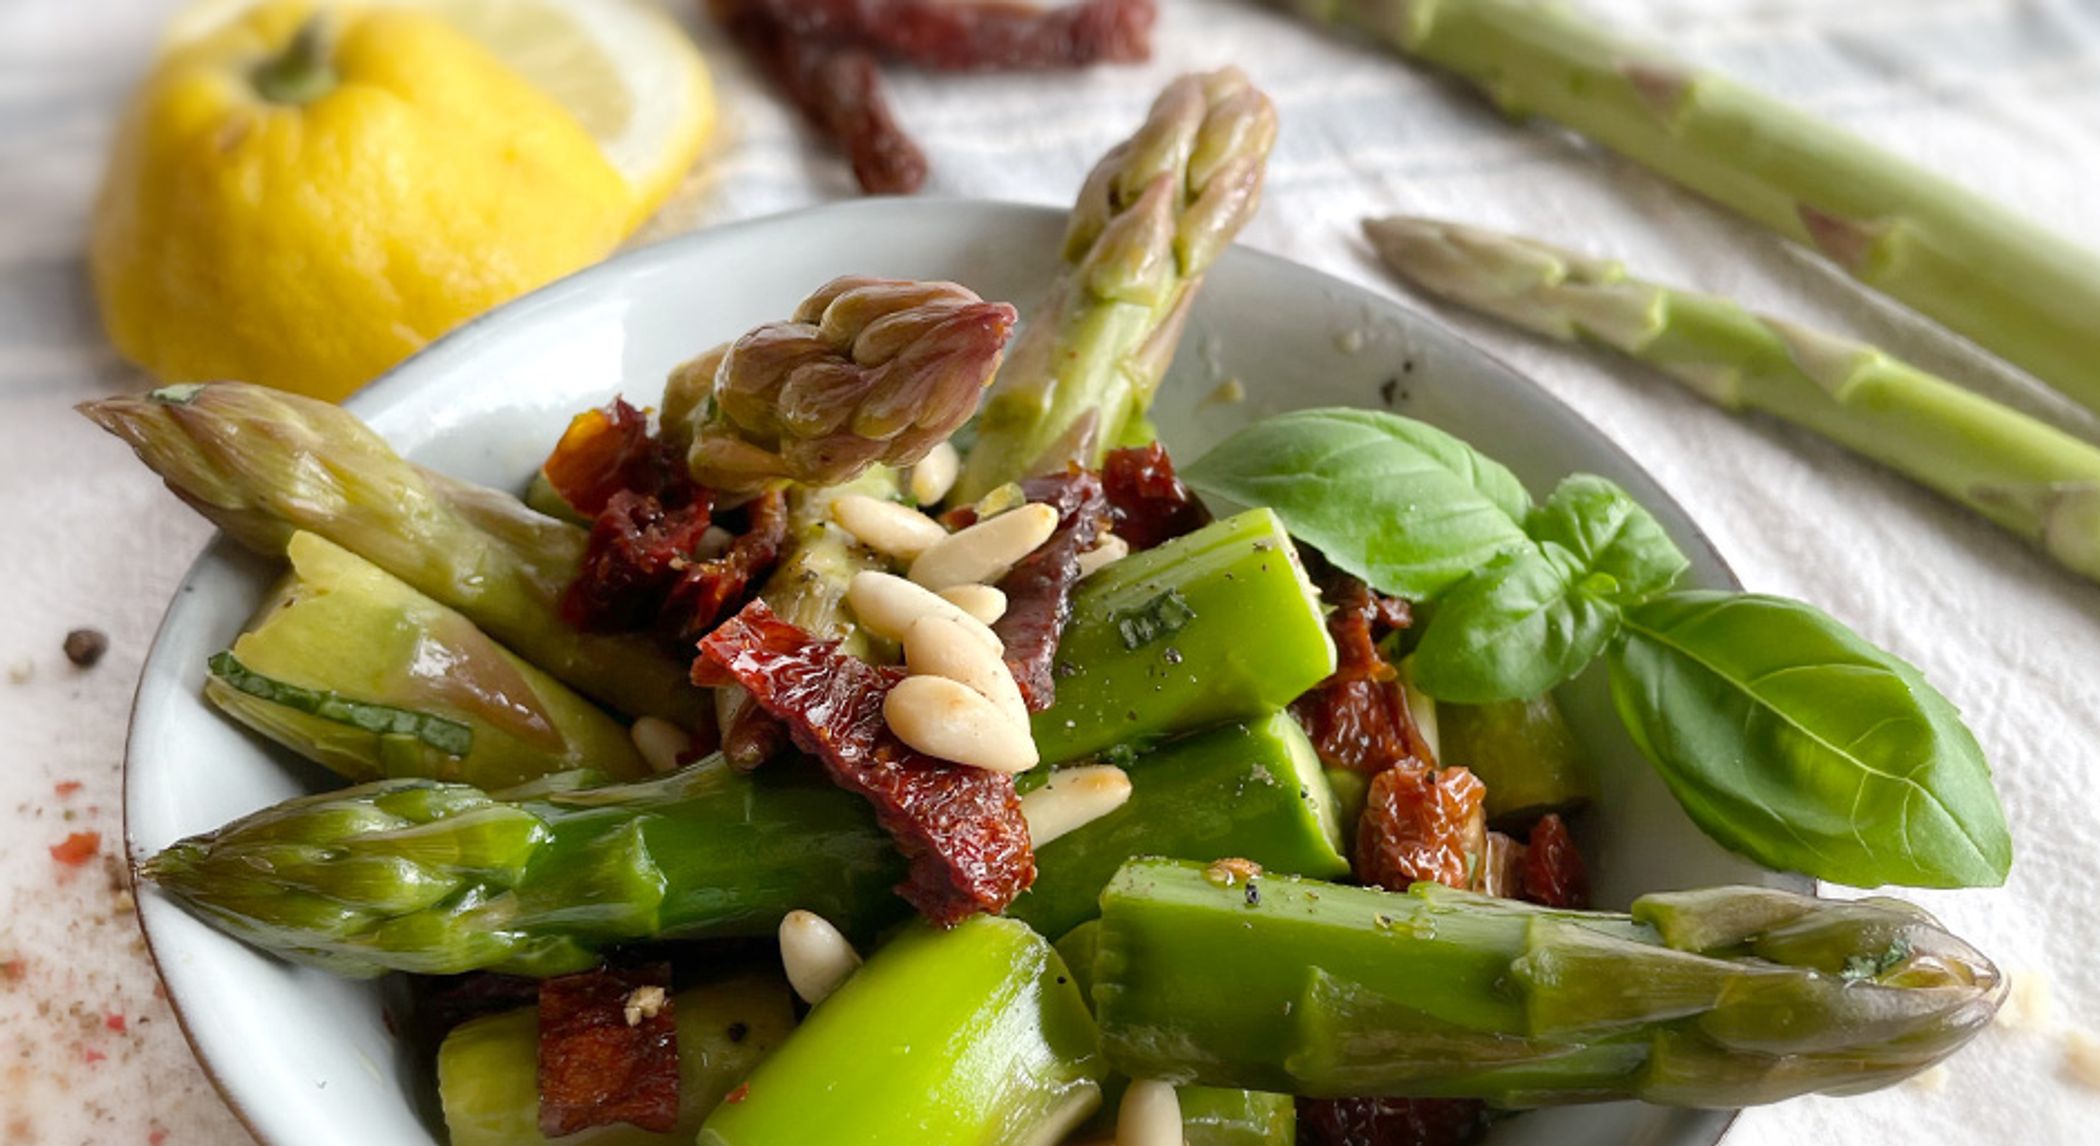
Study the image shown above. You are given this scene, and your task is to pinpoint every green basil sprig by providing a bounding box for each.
[1412,476,1688,702]
[1181,408,1531,599]
[1609,592,2011,889]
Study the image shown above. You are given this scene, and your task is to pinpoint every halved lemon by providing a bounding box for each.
[162,0,715,224]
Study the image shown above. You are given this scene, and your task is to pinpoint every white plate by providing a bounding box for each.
[127,198,1801,1146]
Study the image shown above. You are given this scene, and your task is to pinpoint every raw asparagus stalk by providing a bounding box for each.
[1180,1089,1296,1146]
[1282,0,2100,416]
[209,532,649,789]
[1438,689,1593,822]
[1035,508,1336,763]
[954,68,1278,499]
[79,384,708,725]
[1365,217,2100,583]
[1091,859,2005,1107]
[1011,712,1349,937]
[697,916,1107,1146]
[141,756,908,978]
[439,972,796,1146]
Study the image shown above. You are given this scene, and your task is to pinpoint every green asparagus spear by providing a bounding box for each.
[140,757,906,977]
[209,532,648,789]
[438,971,796,1146]
[955,68,1278,499]
[1091,859,2005,1107]
[1438,690,1593,822]
[1275,0,2100,417]
[672,276,1017,493]
[1035,508,1336,763]
[1011,712,1349,937]
[697,916,1107,1146]
[79,383,707,725]
[1364,217,2100,583]
[1180,1088,1297,1146]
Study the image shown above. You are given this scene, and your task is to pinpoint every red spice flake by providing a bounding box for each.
[53,781,83,798]
[725,1082,751,1105]
[1100,443,1210,550]
[1,958,25,982]
[49,831,101,866]
[699,601,1035,924]
[987,469,1107,710]
[1520,813,1590,910]
[753,0,1154,71]
[1290,567,1429,774]
[104,1013,127,1033]
[1296,1095,1490,1146]
[539,399,687,519]
[537,964,680,1137]
[81,1047,106,1065]
[148,1129,169,1146]
[1355,764,1486,894]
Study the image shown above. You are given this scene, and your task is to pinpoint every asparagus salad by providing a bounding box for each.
[91,70,2012,1146]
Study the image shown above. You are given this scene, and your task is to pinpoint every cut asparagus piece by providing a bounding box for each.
[1180,1088,1296,1146]
[955,68,1278,499]
[1366,216,2100,583]
[1009,712,1349,937]
[1091,859,2004,1107]
[79,384,707,725]
[1276,0,2100,416]
[1035,508,1336,763]
[140,757,907,978]
[438,972,796,1146]
[697,916,1107,1146]
[1437,690,1593,822]
[209,532,648,789]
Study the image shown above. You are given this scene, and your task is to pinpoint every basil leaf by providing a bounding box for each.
[1608,591,2010,889]
[1528,474,1688,603]
[1183,408,1531,599]
[1411,543,1619,703]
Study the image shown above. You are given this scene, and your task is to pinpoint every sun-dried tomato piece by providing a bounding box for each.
[1296,1096,1490,1146]
[1100,442,1210,550]
[540,399,689,519]
[562,491,715,632]
[1289,566,1430,774]
[1520,813,1589,909]
[537,964,679,1138]
[1355,763,1486,894]
[713,1,927,195]
[663,488,790,643]
[981,469,1107,710]
[698,601,1035,924]
[756,0,1155,71]
[417,972,542,1036]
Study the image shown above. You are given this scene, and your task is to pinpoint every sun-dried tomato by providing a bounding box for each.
[698,601,1035,924]
[562,490,715,632]
[416,972,542,1035]
[1520,813,1589,909]
[1355,764,1486,894]
[48,832,100,866]
[1100,443,1210,550]
[1290,566,1429,774]
[662,488,790,643]
[984,469,1107,710]
[713,1,928,195]
[540,399,689,519]
[1295,1096,1490,1146]
[755,0,1154,71]
[537,964,679,1137]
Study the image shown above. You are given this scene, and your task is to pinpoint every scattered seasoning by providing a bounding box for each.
[1840,936,1914,982]
[1244,879,1261,907]
[1203,857,1263,887]
[5,659,30,684]
[1161,646,1184,666]
[1,958,25,982]
[725,1082,751,1105]
[82,1047,107,1065]
[150,1129,170,1146]
[726,1021,750,1044]
[105,1012,127,1033]
[63,628,110,668]
[54,780,83,798]
[1113,589,1196,650]
[50,831,101,866]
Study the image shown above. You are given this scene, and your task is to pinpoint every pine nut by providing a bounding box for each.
[694,525,737,560]
[831,494,948,560]
[1076,533,1130,579]
[779,909,861,1006]
[937,583,1007,625]
[884,676,1040,773]
[904,614,1030,728]
[1021,764,1132,847]
[1116,1079,1182,1146]
[848,571,1003,652]
[909,502,1060,590]
[909,440,961,505]
[630,716,692,774]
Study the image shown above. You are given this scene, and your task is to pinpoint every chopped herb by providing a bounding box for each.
[1841,936,1914,982]
[207,651,474,756]
[1114,589,1197,650]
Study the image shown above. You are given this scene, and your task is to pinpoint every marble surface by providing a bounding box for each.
[4,0,2099,1143]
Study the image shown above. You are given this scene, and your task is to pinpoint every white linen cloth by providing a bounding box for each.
[2,0,2097,1141]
